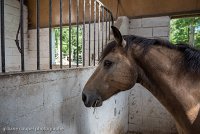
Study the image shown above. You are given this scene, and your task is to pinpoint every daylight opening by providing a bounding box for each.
[54,26,83,66]
[170,17,200,48]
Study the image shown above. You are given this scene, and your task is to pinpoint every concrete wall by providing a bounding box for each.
[0,67,129,134]
[128,16,177,134]
[128,84,177,134]
[27,28,51,70]
[129,16,170,39]
[0,0,28,72]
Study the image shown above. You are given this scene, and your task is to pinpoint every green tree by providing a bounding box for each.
[54,26,83,64]
[170,17,200,48]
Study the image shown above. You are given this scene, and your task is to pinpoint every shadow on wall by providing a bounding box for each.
[59,68,129,134]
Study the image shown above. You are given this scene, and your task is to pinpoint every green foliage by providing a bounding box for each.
[54,26,83,63]
[170,17,200,48]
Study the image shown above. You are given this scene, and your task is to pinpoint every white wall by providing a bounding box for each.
[0,0,28,72]
[128,16,177,134]
[0,67,129,134]
[27,28,51,70]
[128,84,177,134]
[129,16,170,39]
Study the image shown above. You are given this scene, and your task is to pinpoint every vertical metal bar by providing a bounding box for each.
[21,0,25,71]
[109,13,111,40]
[105,11,107,46]
[69,0,72,68]
[93,0,96,66]
[110,11,114,26]
[76,0,79,67]
[49,0,52,69]
[36,0,40,70]
[101,7,104,52]
[82,0,85,66]
[60,0,62,68]
[1,0,5,72]
[88,0,91,66]
[98,4,100,60]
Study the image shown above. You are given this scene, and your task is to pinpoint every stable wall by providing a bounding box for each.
[0,67,129,134]
[0,0,28,72]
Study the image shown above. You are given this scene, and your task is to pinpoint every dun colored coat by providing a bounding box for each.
[82,26,200,134]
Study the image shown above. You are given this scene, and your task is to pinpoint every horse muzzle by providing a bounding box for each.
[82,90,103,107]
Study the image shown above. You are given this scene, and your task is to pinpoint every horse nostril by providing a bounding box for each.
[82,92,87,102]
[82,91,102,107]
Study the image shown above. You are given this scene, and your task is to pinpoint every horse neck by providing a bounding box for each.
[130,44,200,130]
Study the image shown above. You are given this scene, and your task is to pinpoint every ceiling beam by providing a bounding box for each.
[27,0,200,29]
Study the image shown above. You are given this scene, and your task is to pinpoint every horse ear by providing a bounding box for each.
[111,26,126,48]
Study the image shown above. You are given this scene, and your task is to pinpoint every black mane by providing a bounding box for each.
[100,35,200,74]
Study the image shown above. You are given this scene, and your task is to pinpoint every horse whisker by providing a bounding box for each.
[93,100,99,114]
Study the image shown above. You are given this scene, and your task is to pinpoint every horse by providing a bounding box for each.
[82,26,200,134]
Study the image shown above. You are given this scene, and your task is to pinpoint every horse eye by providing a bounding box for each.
[104,60,113,68]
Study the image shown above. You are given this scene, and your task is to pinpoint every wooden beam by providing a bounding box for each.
[27,0,200,29]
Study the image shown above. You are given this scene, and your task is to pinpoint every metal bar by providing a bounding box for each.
[105,11,107,46]
[109,13,111,40]
[101,7,104,52]
[96,0,114,26]
[69,0,72,68]
[111,12,114,26]
[1,0,5,72]
[60,0,62,68]
[49,0,52,69]
[21,0,25,71]
[88,0,91,66]
[36,0,40,70]
[82,0,85,66]
[93,0,96,66]
[76,0,79,67]
[98,4,100,60]
[107,12,114,26]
